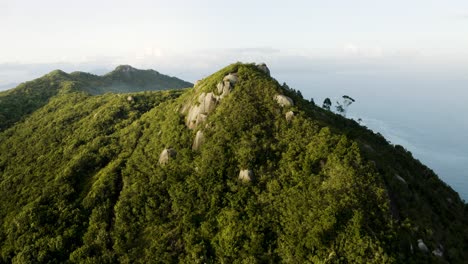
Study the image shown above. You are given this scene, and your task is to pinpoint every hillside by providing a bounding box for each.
[0,63,466,263]
[0,65,192,131]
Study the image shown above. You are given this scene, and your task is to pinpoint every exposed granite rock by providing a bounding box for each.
[199,92,217,114]
[395,174,407,184]
[192,130,205,151]
[432,248,443,257]
[256,63,270,76]
[223,73,238,84]
[285,111,294,122]
[239,169,254,182]
[275,94,294,107]
[417,239,429,253]
[159,148,177,165]
[186,92,218,129]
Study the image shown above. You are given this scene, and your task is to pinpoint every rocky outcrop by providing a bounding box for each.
[158,148,177,165]
[223,73,238,84]
[192,130,205,151]
[285,111,294,122]
[432,248,443,257]
[239,169,254,182]
[275,95,294,107]
[256,63,270,76]
[395,174,407,184]
[216,81,232,99]
[185,72,239,129]
[417,239,429,253]
[186,92,218,129]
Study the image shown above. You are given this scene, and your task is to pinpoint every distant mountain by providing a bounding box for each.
[0,66,192,131]
[0,63,466,263]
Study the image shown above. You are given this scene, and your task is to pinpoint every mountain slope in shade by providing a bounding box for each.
[0,66,192,131]
[0,63,466,263]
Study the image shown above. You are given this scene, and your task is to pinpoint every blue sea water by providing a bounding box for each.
[276,69,468,201]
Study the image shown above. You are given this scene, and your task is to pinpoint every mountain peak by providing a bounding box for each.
[114,64,137,73]
[0,62,466,263]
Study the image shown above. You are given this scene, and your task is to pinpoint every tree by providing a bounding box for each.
[322,98,332,110]
[335,95,355,116]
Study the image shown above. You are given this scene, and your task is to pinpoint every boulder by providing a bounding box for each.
[417,239,429,253]
[127,96,134,102]
[256,63,270,76]
[186,105,201,129]
[285,111,294,122]
[159,148,177,165]
[199,92,218,114]
[275,95,294,107]
[216,81,232,99]
[192,130,205,151]
[432,248,443,257]
[223,73,238,84]
[239,169,254,182]
[186,92,218,129]
[216,82,224,94]
[395,174,407,184]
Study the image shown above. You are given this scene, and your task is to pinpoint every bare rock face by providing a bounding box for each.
[432,248,443,257]
[275,95,294,107]
[395,174,407,184]
[186,105,201,129]
[417,239,429,253]
[186,92,218,129]
[256,63,270,76]
[223,73,238,84]
[199,92,218,114]
[192,130,205,151]
[216,81,232,99]
[239,169,254,182]
[185,72,238,129]
[285,111,294,122]
[158,148,177,165]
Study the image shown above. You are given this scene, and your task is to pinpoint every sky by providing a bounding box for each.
[1,0,468,199]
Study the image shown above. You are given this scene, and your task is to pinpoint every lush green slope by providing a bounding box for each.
[0,65,192,131]
[0,63,466,263]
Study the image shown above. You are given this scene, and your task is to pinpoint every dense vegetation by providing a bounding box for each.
[0,63,466,263]
[0,65,192,131]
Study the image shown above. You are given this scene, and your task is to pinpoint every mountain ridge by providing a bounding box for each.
[0,65,192,131]
[0,62,466,263]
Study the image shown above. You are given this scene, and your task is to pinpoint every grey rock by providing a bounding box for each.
[256,63,270,76]
[217,82,224,94]
[395,174,407,184]
[285,111,294,122]
[239,169,254,182]
[192,130,205,151]
[186,92,219,129]
[432,248,443,257]
[186,105,201,129]
[275,94,294,107]
[159,148,177,165]
[417,239,429,253]
[199,92,218,114]
[223,73,238,84]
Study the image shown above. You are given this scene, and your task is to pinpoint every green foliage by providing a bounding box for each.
[0,63,466,263]
[0,65,192,131]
